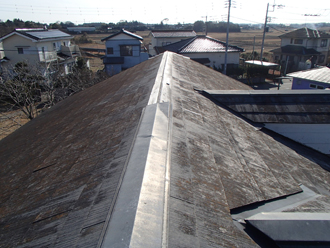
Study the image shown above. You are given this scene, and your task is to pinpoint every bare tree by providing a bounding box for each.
[0,58,109,139]
[0,62,42,120]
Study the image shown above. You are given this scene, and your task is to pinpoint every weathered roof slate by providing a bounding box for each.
[1,52,330,248]
[204,90,330,124]
[155,35,244,54]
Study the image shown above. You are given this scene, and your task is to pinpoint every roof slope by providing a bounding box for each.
[0,55,162,247]
[204,90,330,123]
[0,28,72,41]
[287,66,330,84]
[1,52,330,247]
[156,35,244,54]
[279,27,330,39]
[150,30,196,38]
[270,44,320,55]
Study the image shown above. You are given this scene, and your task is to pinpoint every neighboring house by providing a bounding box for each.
[149,29,196,56]
[1,52,330,248]
[208,90,330,155]
[287,66,330,90]
[155,35,244,71]
[101,29,149,75]
[271,27,330,73]
[0,28,82,75]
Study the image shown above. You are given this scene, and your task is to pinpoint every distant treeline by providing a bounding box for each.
[0,18,242,36]
[193,20,241,33]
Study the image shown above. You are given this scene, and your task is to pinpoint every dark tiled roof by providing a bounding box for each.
[101,29,143,41]
[204,90,330,124]
[150,30,196,38]
[279,27,330,39]
[287,66,330,84]
[1,52,330,247]
[279,45,320,55]
[155,36,244,54]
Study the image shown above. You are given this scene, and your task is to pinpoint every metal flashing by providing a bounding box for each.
[246,212,330,242]
[100,102,170,248]
[232,185,318,221]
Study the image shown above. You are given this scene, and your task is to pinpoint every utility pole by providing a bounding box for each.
[201,16,212,35]
[224,0,231,75]
[260,2,285,61]
[260,3,269,62]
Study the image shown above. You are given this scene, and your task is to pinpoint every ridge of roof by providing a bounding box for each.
[101,29,143,41]
[279,27,330,39]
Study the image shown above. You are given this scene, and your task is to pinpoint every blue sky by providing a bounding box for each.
[1,0,330,25]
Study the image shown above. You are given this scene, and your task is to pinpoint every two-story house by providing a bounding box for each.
[271,28,330,73]
[0,28,82,75]
[149,30,197,56]
[101,29,149,75]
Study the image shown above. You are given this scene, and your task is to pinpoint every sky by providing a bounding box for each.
[1,0,330,25]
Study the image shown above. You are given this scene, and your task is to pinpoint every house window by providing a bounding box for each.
[120,45,133,56]
[321,39,328,47]
[17,48,24,54]
[107,47,114,54]
[310,83,324,89]
[53,43,56,50]
[294,39,303,44]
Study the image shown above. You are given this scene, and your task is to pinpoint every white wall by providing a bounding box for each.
[265,123,330,155]
[184,52,240,68]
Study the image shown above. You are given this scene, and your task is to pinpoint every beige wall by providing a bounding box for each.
[2,34,71,67]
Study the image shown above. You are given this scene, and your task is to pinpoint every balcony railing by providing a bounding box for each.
[60,45,81,57]
[39,51,57,62]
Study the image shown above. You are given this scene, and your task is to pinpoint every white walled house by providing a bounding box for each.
[0,28,82,75]
[149,30,196,56]
[271,28,330,73]
[154,35,244,71]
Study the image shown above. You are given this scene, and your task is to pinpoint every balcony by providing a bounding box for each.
[60,45,81,57]
[39,51,57,62]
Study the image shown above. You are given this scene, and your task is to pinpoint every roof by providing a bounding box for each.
[155,35,244,54]
[271,45,321,55]
[150,29,196,38]
[287,66,330,84]
[1,52,330,247]
[101,29,143,41]
[0,28,72,42]
[279,27,330,39]
[245,60,279,67]
[204,89,330,124]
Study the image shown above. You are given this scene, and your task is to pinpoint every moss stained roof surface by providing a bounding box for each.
[1,52,330,247]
